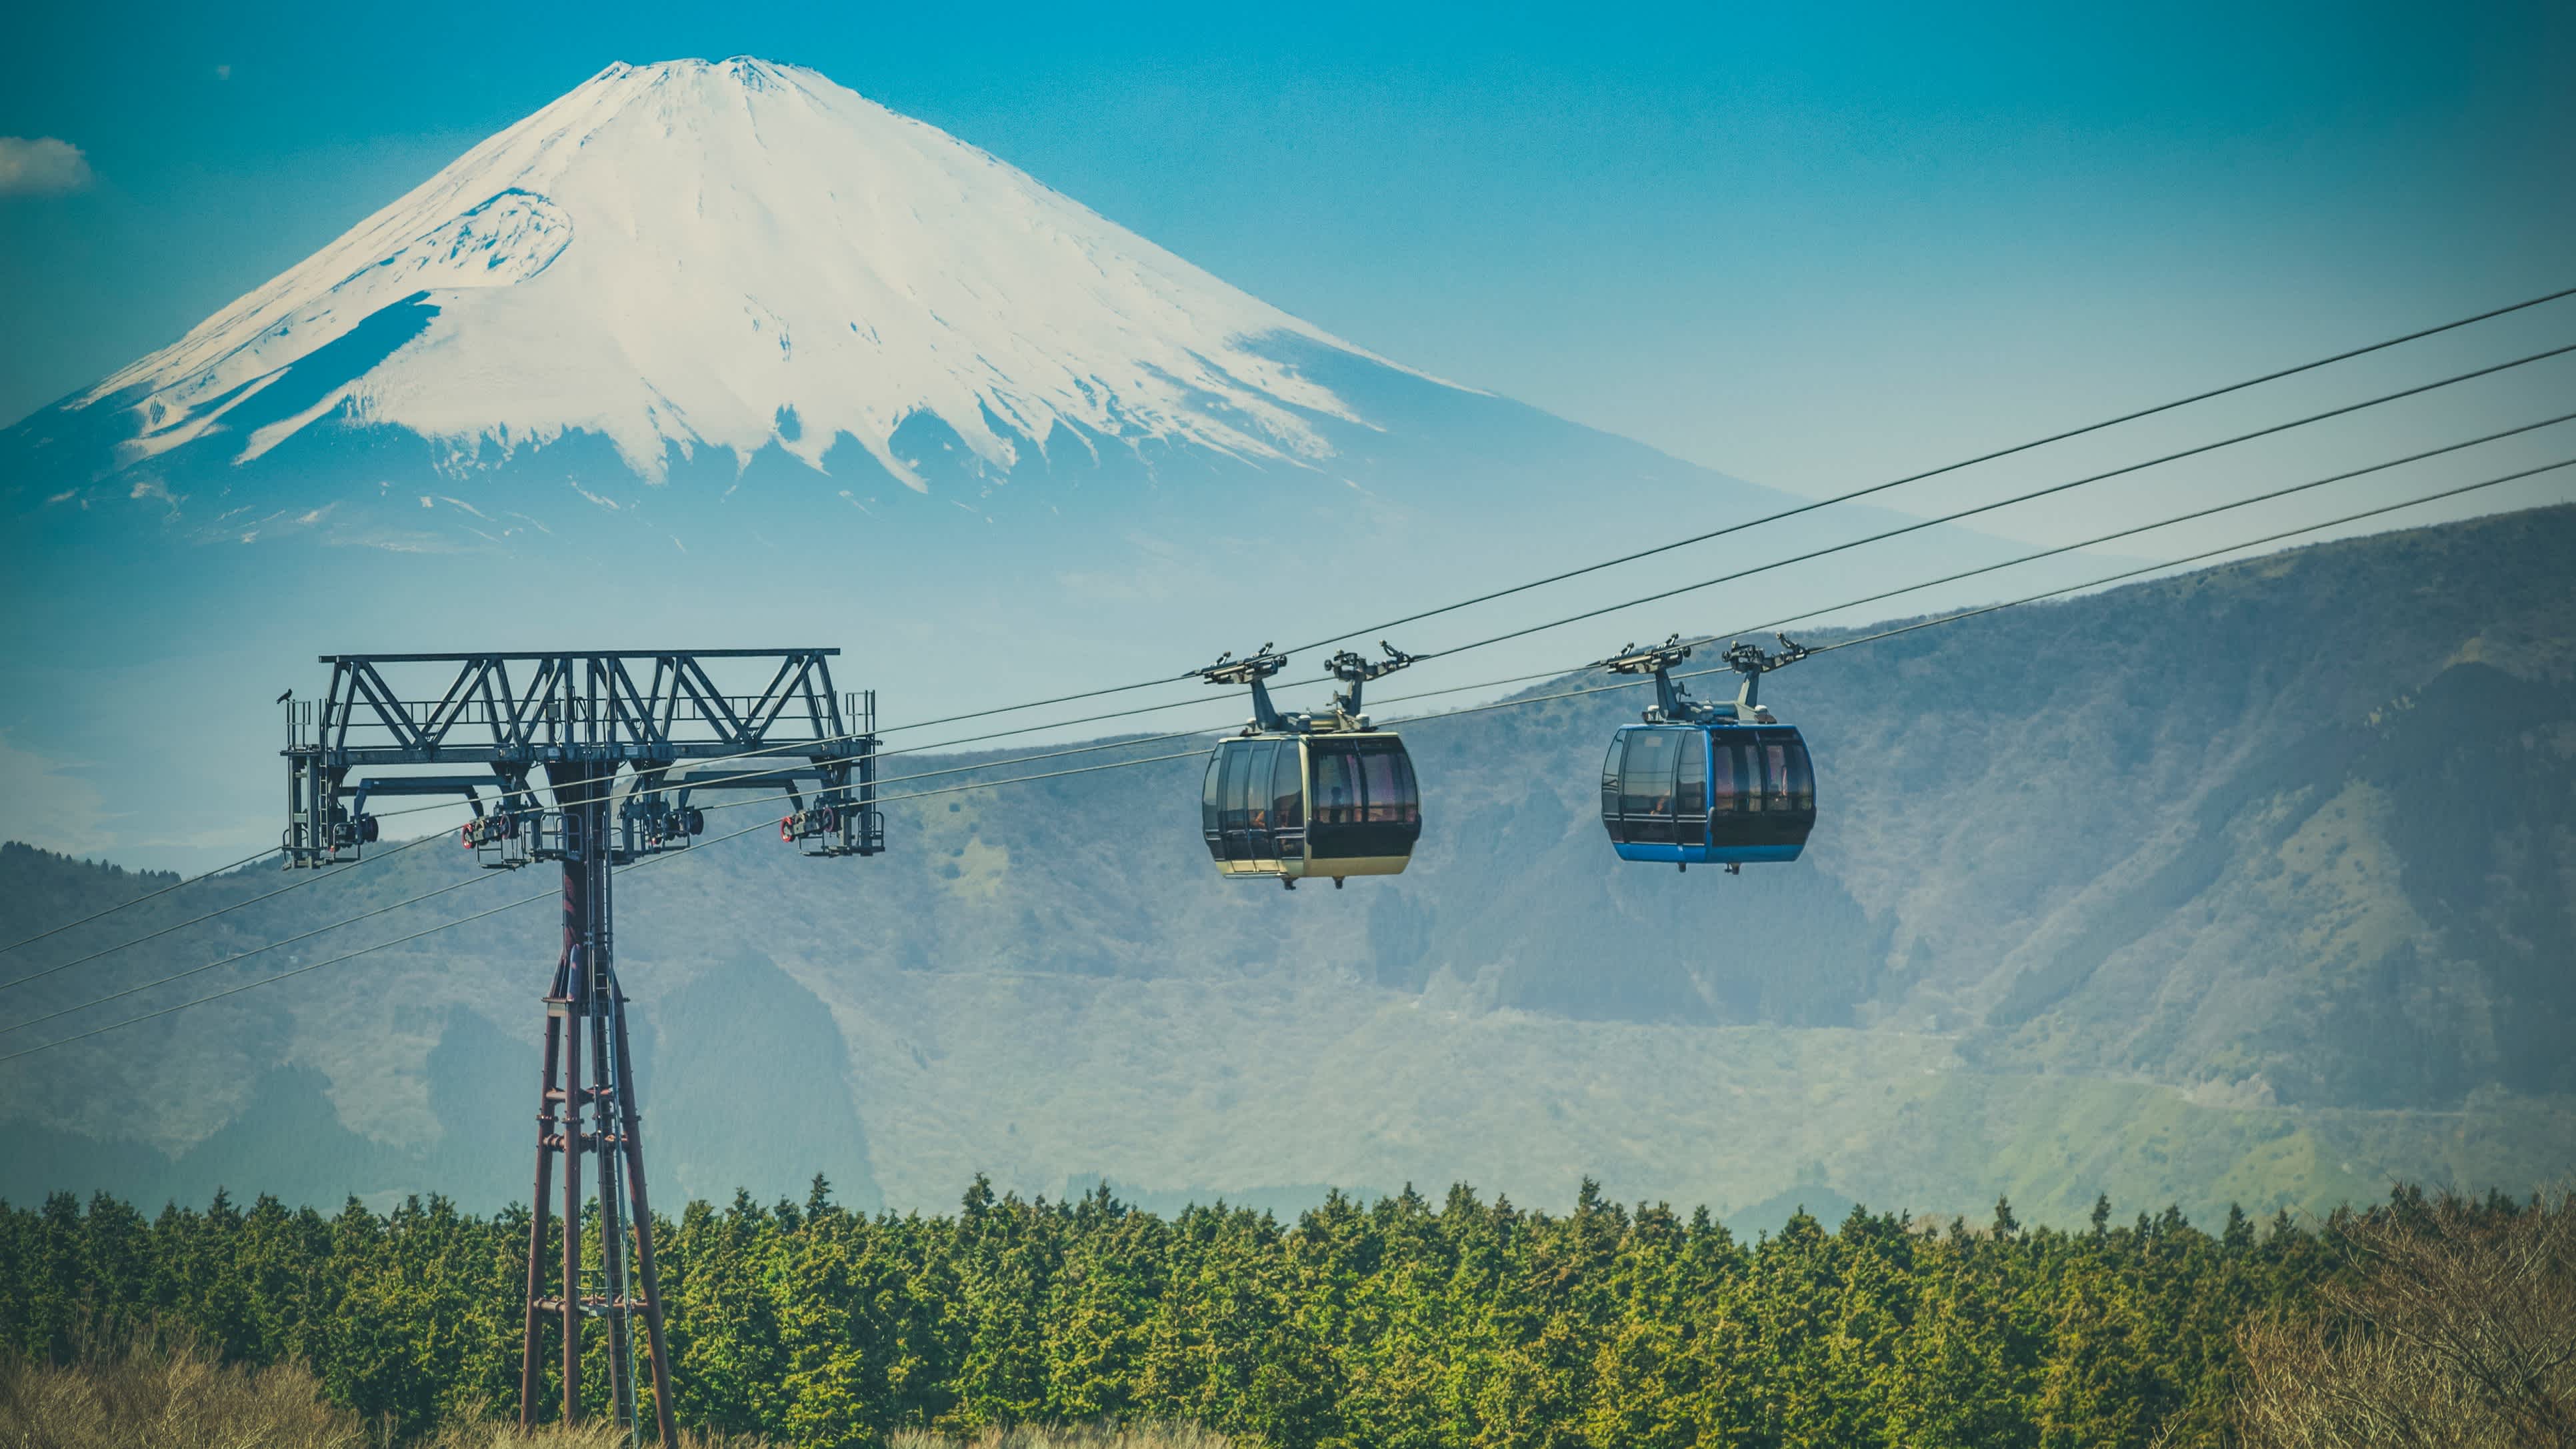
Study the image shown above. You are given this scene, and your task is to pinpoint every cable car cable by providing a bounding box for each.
[514,376,2576,817]
[1399,341,2576,666]
[15,676,1324,994]
[875,674,1207,736]
[1719,421,2576,651]
[0,890,565,1067]
[9,455,2563,1063]
[1348,409,2576,719]
[0,846,283,959]
[0,861,517,1038]
[765,450,2576,849]
[0,834,457,998]
[7,714,1293,1034]
[12,288,2569,954]
[3,742,1237,1045]
[1271,285,2576,658]
[193,318,2576,836]
[1374,453,2576,729]
[669,744,1228,827]
[7,694,1247,1004]
[0,804,805,1053]
[830,285,2576,740]
[0,747,1225,1062]
[21,392,2562,996]
[648,332,2576,776]
[343,660,1261,830]
[339,689,1248,836]
[775,374,2570,777]
[15,341,2568,968]
[1799,457,2576,661]
[670,723,1244,802]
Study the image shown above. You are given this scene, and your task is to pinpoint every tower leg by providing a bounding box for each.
[513,762,678,1445]
[590,1000,637,1430]
[560,975,584,1424]
[518,1007,563,1428]
[613,990,680,1446]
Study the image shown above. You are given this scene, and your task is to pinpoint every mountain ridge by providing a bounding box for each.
[47,56,1427,496]
[0,53,2135,870]
[3,505,2568,1227]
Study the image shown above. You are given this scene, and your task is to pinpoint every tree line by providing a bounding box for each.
[0,1176,2524,1448]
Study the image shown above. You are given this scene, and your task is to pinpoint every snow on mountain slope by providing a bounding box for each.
[81,57,1438,490]
[0,55,2109,874]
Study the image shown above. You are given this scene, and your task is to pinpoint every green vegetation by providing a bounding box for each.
[5,508,2575,1224]
[889,1429,1233,1449]
[11,1174,2514,1449]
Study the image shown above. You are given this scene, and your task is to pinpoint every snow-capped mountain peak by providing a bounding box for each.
[83,57,1432,489]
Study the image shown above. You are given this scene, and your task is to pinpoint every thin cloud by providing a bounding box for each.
[0,730,116,856]
[0,136,94,196]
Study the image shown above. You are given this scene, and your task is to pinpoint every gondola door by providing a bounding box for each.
[1600,736,1625,838]
[1243,739,1281,864]
[1201,752,1226,864]
[1703,726,1817,860]
[1707,732,1743,834]
[1619,729,1680,844]
[1675,732,1710,848]
[1219,741,1275,866]
[1267,741,1307,867]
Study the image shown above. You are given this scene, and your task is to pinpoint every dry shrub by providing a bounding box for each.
[412,1412,767,1444]
[0,1334,363,1449]
[2235,1186,2576,1448]
[889,1426,1234,1449]
[417,1417,771,1449]
[0,1338,769,1449]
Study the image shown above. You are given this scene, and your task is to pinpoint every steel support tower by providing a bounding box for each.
[279,649,883,1443]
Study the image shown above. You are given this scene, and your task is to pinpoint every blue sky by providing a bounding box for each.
[3,0,2573,870]
[3,0,2571,511]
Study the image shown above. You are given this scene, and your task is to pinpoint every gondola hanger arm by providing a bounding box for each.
[1720,633,1810,716]
[1323,640,1418,720]
[1196,644,1291,733]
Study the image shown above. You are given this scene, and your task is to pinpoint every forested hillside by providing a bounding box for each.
[0,1176,2395,1448]
[1,506,2571,1224]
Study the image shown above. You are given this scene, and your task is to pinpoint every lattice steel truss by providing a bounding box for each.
[277,649,883,1444]
[283,649,882,868]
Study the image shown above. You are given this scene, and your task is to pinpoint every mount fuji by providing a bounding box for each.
[51,58,1426,502]
[3,57,2049,867]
